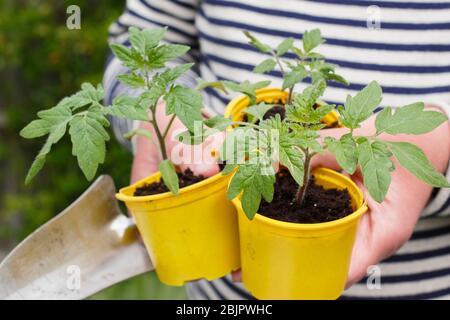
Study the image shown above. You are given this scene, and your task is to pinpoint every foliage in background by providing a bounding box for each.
[0,0,185,299]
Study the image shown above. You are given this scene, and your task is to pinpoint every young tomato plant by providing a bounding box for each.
[20,27,215,194]
[220,31,450,220]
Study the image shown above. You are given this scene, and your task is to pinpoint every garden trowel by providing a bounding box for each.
[0,175,153,300]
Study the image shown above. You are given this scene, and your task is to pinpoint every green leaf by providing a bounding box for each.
[21,83,109,184]
[195,79,228,94]
[389,142,450,188]
[204,116,233,130]
[164,86,203,132]
[227,163,275,219]
[241,186,262,220]
[117,73,146,88]
[243,31,272,53]
[109,95,149,121]
[69,111,110,180]
[243,102,274,123]
[222,163,237,175]
[24,139,53,185]
[325,134,358,174]
[253,58,276,74]
[156,63,194,87]
[325,73,349,86]
[276,38,294,56]
[340,81,382,129]
[110,43,137,68]
[292,46,304,58]
[148,44,190,69]
[129,26,166,53]
[285,80,328,123]
[302,29,324,53]
[282,65,307,90]
[139,85,165,108]
[279,137,305,186]
[375,103,448,135]
[159,159,179,194]
[357,139,393,202]
[223,80,271,105]
[21,105,72,139]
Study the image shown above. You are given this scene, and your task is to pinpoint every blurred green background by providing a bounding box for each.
[0,0,186,299]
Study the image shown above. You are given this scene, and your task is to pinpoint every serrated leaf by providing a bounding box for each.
[325,73,349,86]
[244,102,274,123]
[69,112,110,180]
[241,186,262,220]
[223,80,271,105]
[109,95,149,121]
[222,163,237,175]
[243,31,272,53]
[156,63,194,87]
[325,134,357,174]
[307,52,325,60]
[279,137,304,185]
[159,159,179,194]
[69,83,105,110]
[117,73,146,88]
[375,103,448,135]
[292,46,304,58]
[357,139,393,202]
[302,29,324,53]
[140,84,165,108]
[129,26,166,53]
[24,139,53,185]
[389,141,450,188]
[110,43,137,68]
[276,38,294,56]
[253,58,276,74]
[282,66,307,90]
[148,44,190,69]
[195,79,228,94]
[340,81,382,129]
[228,163,275,219]
[21,105,72,139]
[285,80,328,123]
[164,86,203,132]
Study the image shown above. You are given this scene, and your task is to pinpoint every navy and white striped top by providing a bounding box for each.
[104,0,450,299]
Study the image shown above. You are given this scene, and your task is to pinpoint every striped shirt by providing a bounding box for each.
[104,0,450,299]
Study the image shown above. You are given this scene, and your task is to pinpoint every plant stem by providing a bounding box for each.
[295,149,312,206]
[144,69,168,161]
[162,114,176,140]
[273,54,286,76]
[150,104,168,160]
[287,85,295,105]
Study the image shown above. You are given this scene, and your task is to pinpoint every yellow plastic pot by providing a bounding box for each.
[224,87,340,126]
[225,87,365,299]
[116,172,240,286]
[232,168,367,300]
